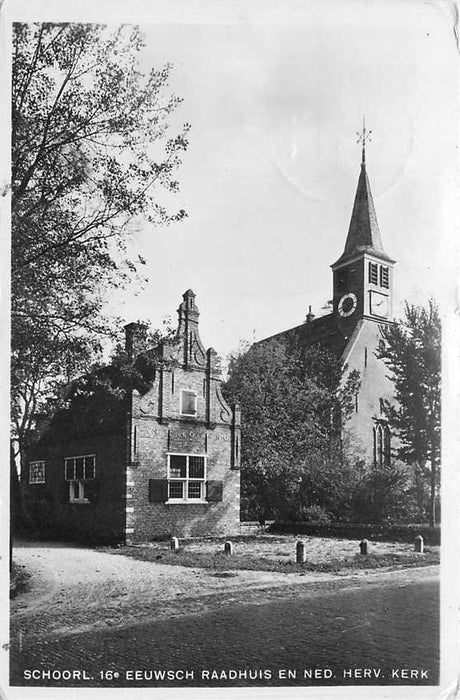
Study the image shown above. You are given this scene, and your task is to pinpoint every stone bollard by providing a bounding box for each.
[296,540,306,564]
[170,536,179,552]
[414,535,424,553]
[359,539,368,555]
[224,541,233,555]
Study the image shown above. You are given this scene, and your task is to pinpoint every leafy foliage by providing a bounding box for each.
[39,324,176,442]
[223,340,361,521]
[376,300,441,525]
[11,23,189,465]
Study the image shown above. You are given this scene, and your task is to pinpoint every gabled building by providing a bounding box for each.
[259,142,396,465]
[23,290,241,544]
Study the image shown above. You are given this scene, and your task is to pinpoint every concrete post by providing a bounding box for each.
[224,541,233,555]
[414,535,424,553]
[296,540,306,563]
[170,536,179,551]
[359,539,368,555]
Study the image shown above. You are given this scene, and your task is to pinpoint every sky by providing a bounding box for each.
[5,0,459,361]
[104,2,457,359]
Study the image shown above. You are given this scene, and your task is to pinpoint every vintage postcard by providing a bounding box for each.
[1,1,458,699]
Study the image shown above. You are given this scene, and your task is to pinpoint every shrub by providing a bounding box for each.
[300,505,332,524]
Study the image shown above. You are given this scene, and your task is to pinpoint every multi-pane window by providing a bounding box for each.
[180,390,197,416]
[368,262,378,285]
[380,266,389,288]
[373,423,391,467]
[29,461,45,484]
[168,454,206,501]
[65,455,96,503]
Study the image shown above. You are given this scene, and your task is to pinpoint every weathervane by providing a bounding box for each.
[356,116,372,165]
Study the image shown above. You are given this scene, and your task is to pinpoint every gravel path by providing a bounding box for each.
[11,539,439,645]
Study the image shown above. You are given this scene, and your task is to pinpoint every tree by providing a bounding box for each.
[11,23,190,469]
[223,340,360,521]
[376,300,441,526]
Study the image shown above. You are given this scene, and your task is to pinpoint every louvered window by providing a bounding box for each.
[380,266,389,288]
[369,262,378,285]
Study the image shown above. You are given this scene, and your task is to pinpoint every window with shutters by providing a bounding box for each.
[380,265,389,288]
[167,453,206,502]
[369,262,378,285]
[64,454,96,503]
[29,461,45,484]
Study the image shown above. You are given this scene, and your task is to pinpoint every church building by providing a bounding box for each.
[23,290,241,544]
[259,135,395,466]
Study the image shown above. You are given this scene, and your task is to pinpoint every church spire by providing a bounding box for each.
[333,123,394,267]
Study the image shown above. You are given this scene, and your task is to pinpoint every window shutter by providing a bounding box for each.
[149,479,168,502]
[85,479,99,504]
[60,481,70,504]
[206,480,223,502]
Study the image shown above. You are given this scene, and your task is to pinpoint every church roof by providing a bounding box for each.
[332,154,394,267]
[259,312,348,357]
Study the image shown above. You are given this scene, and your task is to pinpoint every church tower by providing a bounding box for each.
[256,125,398,467]
[331,127,395,339]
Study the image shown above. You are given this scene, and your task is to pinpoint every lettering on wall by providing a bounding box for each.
[214,433,230,442]
[169,427,207,452]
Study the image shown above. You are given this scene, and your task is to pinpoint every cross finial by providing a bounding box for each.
[356,116,372,165]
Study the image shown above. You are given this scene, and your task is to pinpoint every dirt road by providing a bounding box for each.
[11,539,439,644]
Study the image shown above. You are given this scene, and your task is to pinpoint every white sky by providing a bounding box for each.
[103,2,458,359]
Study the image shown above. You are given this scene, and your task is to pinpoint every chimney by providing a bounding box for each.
[305,305,315,324]
[177,289,201,366]
[124,322,148,360]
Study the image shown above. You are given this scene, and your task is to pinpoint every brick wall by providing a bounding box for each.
[127,360,241,542]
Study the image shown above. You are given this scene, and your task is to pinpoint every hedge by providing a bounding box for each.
[269,521,441,545]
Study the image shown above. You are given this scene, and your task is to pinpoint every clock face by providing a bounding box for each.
[338,293,358,317]
[370,291,389,318]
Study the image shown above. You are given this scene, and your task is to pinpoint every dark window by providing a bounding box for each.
[369,262,378,285]
[189,456,205,478]
[169,454,187,478]
[187,482,202,499]
[75,457,84,480]
[29,461,45,484]
[168,482,184,499]
[380,266,389,288]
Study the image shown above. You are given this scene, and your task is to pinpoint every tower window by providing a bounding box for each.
[380,266,389,288]
[368,262,378,285]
